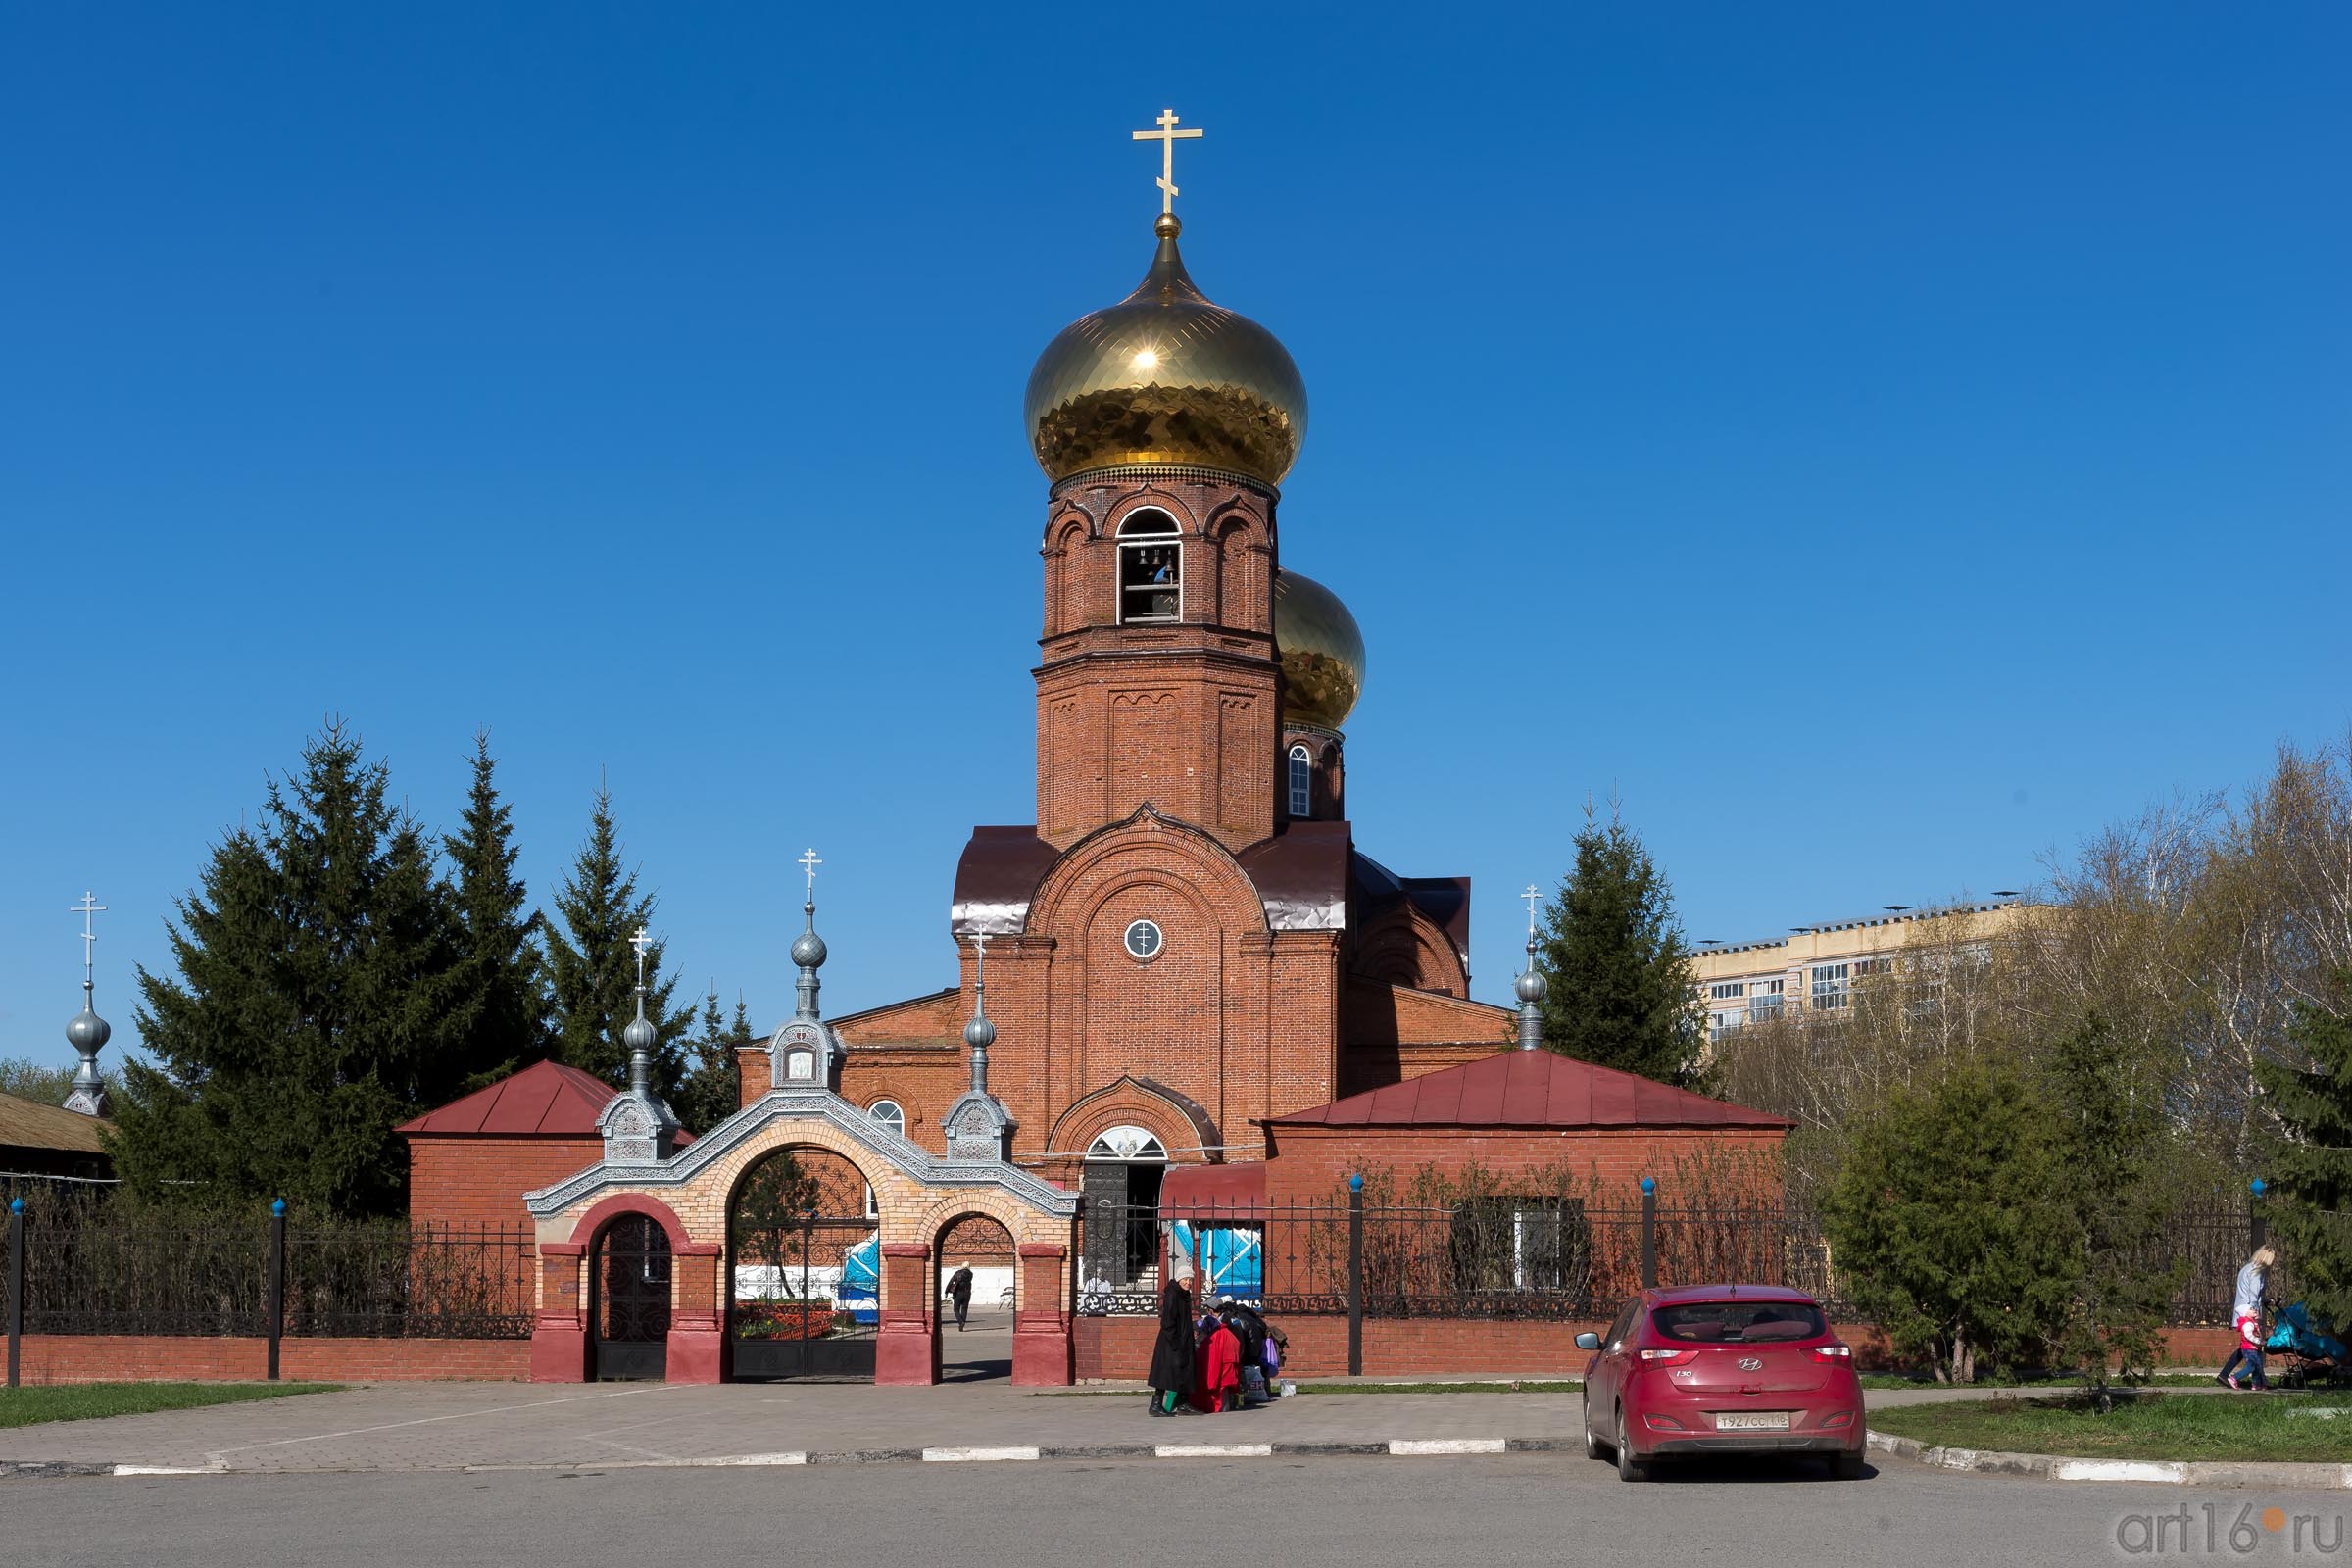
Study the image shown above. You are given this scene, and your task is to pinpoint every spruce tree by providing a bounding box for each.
[2041,1013,2181,1394]
[2255,978,2352,1328]
[444,731,552,1083]
[1533,803,1706,1088]
[671,986,744,1135]
[109,721,478,1215]
[1822,1062,2078,1383]
[543,781,692,1094]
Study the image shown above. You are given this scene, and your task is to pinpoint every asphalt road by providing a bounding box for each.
[11,1450,2345,1568]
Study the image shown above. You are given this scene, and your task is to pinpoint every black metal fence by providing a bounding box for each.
[1082,1193,2275,1335]
[3,1195,535,1386]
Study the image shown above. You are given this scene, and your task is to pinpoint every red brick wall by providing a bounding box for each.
[405,1135,604,1231]
[14,1336,531,1385]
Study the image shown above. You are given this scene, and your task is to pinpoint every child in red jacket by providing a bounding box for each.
[1191,1314,1244,1412]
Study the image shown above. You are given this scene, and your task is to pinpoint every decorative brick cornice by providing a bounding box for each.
[523,1087,1080,1221]
[1050,465,1279,506]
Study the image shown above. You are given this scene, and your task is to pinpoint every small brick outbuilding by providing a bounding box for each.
[399,1060,692,1233]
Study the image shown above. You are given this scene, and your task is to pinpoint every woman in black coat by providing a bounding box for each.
[1148,1255,1197,1416]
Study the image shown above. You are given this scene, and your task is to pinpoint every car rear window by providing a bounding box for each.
[1650,1301,1827,1344]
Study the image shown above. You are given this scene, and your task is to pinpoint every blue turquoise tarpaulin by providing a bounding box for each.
[1169,1221,1263,1298]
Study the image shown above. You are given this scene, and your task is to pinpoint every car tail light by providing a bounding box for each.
[1639,1348,1697,1365]
[1821,1410,1854,1428]
[1642,1411,1688,1431]
[1812,1344,1853,1363]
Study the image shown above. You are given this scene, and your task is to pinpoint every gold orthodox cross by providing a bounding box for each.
[1132,108,1203,216]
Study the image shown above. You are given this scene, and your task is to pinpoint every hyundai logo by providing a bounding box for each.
[1738,1356,1763,1371]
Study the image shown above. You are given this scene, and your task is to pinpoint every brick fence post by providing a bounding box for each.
[1347,1175,1364,1378]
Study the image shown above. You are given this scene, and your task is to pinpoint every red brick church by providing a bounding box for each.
[403,135,1785,1385]
[804,205,1521,1224]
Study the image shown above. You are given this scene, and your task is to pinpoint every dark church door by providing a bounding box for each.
[1081,1132,1165,1310]
[591,1213,671,1381]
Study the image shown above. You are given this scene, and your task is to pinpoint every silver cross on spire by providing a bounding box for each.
[65,892,113,1115]
[1515,884,1548,1050]
[622,925,658,1094]
[72,892,107,995]
[790,850,829,1022]
[964,928,997,1095]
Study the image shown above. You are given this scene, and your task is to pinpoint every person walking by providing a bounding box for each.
[944,1264,974,1332]
[1148,1252,1197,1417]
[2218,1245,2277,1390]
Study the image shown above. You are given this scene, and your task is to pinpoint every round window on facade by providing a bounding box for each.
[869,1100,906,1138]
[1123,919,1164,961]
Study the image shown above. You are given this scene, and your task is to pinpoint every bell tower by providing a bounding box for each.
[1023,139,1308,855]
[1032,464,1283,852]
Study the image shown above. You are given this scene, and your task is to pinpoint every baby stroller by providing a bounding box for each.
[2262,1302,2346,1388]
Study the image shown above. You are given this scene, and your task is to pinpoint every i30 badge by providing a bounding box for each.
[1739,1356,1764,1371]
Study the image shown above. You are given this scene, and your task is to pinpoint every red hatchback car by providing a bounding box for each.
[1576,1285,1866,1481]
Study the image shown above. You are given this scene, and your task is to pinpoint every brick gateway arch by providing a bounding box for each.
[523,1088,1082,1385]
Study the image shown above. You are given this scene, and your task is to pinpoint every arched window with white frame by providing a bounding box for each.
[1288,744,1314,818]
[1117,510,1182,623]
[868,1100,905,1139]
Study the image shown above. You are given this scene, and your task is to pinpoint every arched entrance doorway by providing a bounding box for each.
[589,1212,672,1381]
[1080,1124,1166,1310]
[935,1213,1017,1383]
[726,1146,880,1381]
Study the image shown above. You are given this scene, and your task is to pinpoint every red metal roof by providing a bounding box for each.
[397,1059,621,1137]
[1159,1160,1268,1220]
[1264,1051,1789,1131]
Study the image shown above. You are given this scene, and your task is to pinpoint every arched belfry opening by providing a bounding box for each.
[1117,509,1182,623]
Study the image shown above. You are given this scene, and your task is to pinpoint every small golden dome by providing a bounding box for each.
[1274,567,1364,731]
[1026,216,1307,488]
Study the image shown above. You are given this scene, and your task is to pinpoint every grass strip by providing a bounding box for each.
[1857,1371,2261,1392]
[1870,1391,2352,1463]
[0,1382,342,1430]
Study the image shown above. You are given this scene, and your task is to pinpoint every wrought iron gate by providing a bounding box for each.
[729,1213,880,1381]
[590,1213,671,1380]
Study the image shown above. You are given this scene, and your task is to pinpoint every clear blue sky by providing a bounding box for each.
[5,3,2346,1072]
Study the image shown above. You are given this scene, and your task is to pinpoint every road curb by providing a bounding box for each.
[0,1435,1575,1479]
[1866,1429,2352,1488]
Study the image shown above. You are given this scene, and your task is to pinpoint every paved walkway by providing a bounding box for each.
[0,1371,2070,1476]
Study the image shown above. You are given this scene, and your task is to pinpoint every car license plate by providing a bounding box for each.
[1715,1411,1791,1431]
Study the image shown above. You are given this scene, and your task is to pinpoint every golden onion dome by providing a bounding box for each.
[1025,215,1307,488]
[1274,567,1365,732]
